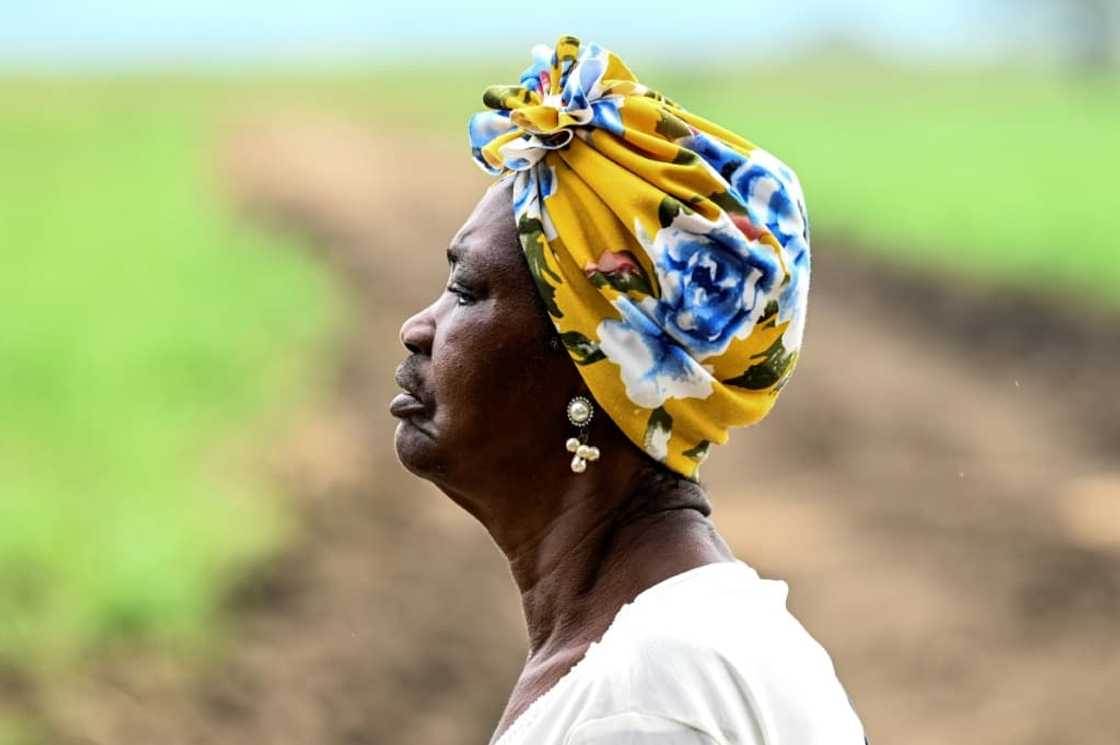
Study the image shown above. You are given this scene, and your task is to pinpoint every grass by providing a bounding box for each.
[0,77,338,669]
[0,716,38,745]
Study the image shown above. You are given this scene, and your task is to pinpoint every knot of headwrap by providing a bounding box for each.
[468,35,811,481]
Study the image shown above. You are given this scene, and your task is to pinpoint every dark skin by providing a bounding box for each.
[393,176,736,743]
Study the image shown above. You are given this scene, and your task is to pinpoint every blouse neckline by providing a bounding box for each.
[491,559,749,745]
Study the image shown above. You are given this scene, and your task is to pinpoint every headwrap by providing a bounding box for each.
[468,36,810,480]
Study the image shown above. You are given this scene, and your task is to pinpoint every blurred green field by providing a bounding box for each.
[0,78,338,672]
[0,60,1115,686]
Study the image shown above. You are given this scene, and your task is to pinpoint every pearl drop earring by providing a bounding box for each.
[565,395,600,474]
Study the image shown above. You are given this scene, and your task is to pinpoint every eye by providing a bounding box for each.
[447,282,476,306]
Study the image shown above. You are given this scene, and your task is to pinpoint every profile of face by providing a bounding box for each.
[392,178,585,512]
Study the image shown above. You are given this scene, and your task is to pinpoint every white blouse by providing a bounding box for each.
[494,560,866,745]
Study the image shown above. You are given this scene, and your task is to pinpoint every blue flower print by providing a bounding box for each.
[595,211,783,408]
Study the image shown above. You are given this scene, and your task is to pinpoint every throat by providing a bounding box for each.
[518,504,716,658]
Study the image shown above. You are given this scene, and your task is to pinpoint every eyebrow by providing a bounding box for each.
[446,243,462,264]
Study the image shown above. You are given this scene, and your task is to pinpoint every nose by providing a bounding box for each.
[399,303,435,356]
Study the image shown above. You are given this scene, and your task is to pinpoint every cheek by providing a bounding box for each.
[431,306,566,449]
[432,310,530,421]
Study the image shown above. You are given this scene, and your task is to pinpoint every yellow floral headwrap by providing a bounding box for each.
[468,36,811,480]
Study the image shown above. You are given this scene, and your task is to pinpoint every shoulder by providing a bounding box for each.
[585,562,866,743]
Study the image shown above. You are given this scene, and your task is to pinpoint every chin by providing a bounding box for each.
[393,417,443,477]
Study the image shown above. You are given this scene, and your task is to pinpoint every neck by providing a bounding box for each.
[483,455,732,661]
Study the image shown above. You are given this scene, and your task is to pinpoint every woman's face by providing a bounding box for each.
[393,179,579,501]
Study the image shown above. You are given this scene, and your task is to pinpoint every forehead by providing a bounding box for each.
[447,179,519,270]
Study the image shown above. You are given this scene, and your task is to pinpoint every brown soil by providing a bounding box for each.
[18,116,1120,745]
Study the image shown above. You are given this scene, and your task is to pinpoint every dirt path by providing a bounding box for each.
[28,119,1120,745]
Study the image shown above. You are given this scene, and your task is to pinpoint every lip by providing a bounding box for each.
[389,392,426,418]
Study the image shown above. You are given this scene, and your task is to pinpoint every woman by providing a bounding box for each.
[391,37,866,744]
